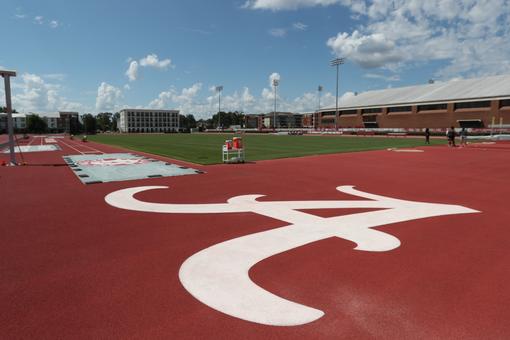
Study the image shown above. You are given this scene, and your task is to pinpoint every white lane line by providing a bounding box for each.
[65,139,104,154]
[58,139,84,155]
[27,136,36,146]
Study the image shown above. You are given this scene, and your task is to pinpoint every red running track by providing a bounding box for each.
[1,137,509,339]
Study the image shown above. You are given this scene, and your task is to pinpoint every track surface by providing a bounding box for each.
[1,136,509,339]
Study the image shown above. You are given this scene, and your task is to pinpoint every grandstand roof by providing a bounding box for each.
[324,74,510,110]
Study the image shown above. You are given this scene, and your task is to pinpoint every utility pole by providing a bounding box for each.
[272,79,279,130]
[330,57,345,130]
[216,85,223,129]
[317,85,323,130]
[1,69,17,165]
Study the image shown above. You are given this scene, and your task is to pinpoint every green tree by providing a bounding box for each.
[210,111,245,128]
[179,114,197,131]
[96,112,112,132]
[26,114,47,133]
[0,106,17,113]
[112,112,120,131]
[82,114,97,134]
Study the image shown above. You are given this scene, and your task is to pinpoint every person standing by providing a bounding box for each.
[447,126,456,147]
[460,127,468,147]
[424,128,430,144]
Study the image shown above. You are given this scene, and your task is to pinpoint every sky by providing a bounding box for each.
[1,0,510,118]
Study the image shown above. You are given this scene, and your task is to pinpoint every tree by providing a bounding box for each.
[96,112,113,132]
[82,114,97,134]
[210,111,245,128]
[26,114,47,133]
[0,106,17,113]
[179,114,197,131]
[112,112,120,131]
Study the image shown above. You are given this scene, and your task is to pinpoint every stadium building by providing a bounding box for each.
[318,74,510,129]
[118,109,179,133]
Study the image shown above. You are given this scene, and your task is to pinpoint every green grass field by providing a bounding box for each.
[88,133,445,165]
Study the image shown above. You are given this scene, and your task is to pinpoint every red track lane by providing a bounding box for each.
[1,137,509,339]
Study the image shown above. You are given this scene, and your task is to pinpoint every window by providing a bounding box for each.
[321,111,336,116]
[500,99,510,108]
[387,106,412,113]
[417,103,447,111]
[454,101,490,110]
[340,109,357,115]
[362,115,377,122]
[361,108,382,114]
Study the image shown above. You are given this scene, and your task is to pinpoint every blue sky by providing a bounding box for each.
[1,0,509,118]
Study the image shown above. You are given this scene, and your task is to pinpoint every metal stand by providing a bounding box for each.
[222,146,245,163]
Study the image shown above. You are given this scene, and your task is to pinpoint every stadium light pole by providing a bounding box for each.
[216,85,223,129]
[317,85,323,130]
[272,79,279,130]
[1,69,17,165]
[330,57,345,131]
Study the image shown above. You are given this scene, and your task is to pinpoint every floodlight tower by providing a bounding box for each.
[330,57,345,130]
[216,85,223,129]
[317,85,323,130]
[1,69,17,165]
[272,78,279,130]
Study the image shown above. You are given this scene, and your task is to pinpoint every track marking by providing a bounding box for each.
[105,186,478,326]
[64,139,104,154]
[57,139,85,154]
[387,148,424,153]
[27,136,37,146]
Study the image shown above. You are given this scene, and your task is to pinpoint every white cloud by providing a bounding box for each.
[243,0,350,11]
[125,61,139,81]
[125,54,173,81]
[34,16,43,24]
[325,0,510,78]
[96,82,122,111]
[145,77,356,118]
[124,84,131,90]
[364,73,400,81]
[269,22,309,38]
[42,73,66,81]
[139,53,172,69]
[9,73,82,112]
[293,22,308,30]
[149,83,202,110]
[15,14,26,19]
[327,30,402,68]
[49,20,59,28]
[269,28,287,37]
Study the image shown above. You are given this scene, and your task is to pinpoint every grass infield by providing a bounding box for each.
[88,133,446,165]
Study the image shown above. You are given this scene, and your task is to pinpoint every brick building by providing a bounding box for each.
[318,74,510,129]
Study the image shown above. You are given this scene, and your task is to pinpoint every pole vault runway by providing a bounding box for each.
[1,138,509,339]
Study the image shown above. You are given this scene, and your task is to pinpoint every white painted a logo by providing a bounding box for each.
[105,186,478,326]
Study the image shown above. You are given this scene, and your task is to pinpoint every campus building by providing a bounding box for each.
[118,109,179,133]
[245,112,305,129]
[318,74,510,129]
[59,111,80,133]
[0,111,79,133]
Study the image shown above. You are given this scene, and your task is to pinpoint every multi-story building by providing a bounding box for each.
[318,74,510,129]
[245,112,305,129]
[118,109,180,133]
[59,111,80,133]
[12,113,27,130]
[44,113,60,132]
[0,112,80,133]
